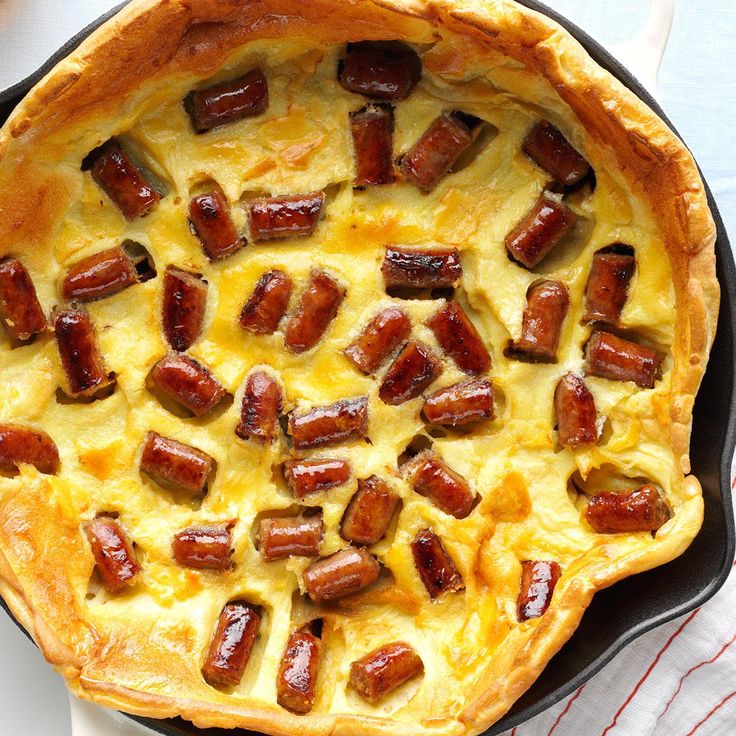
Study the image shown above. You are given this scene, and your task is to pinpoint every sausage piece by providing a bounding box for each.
[344,306,411,374]
[403,450,476,519]
[505,280,569,363]
[85,517,140,593]
[150,353,228,416]
[249,192,325,242]
[523,121,591,187]
[517,560,561,622]
[582,245,636,325]
[288,397,368,450]
[258,515,324,561]
[422,378,495,427]
[236,371,282,443]
[172,523,233,570]
[379,341,442,405]
[140,431,216,496]
[53,305,116,400]
[411,528,464,599]
[505,193,577,269]
[585,484,672,534]
[162,267,208,352]
[202,602,261,688]
[584,331,661,389]
[284,270,345,354]
[283,459,351,499]
[0,258,47,341]
[399,114,473,191]
[189,191,244,262]
[239,270,293,334]
[349,642,423,703]
[0,424,60,475]
[340,476,400,545]
[277,629,322,713]
[338,41,421,100]
[83,139,161,220]
[303,547,380,603]
[554,374,598,447]
[427,301,491,374]
[351,104,394,186]
[185,69,269,133]
[382,246,462,291]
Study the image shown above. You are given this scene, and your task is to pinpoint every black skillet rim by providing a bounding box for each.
[0,1,733,734]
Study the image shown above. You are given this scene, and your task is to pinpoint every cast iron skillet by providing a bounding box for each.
[1,1,734,734]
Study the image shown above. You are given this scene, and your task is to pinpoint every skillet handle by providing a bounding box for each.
[611,0,674,97]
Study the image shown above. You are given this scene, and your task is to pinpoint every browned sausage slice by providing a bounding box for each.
[303,547,380,603]
[288,397,368,450]
[202,602,261,688]
[584,331,662,389]
[554,373,598,447]
[340,476,400,545]
[399,114,473,191]
[382,246,462,291]
[284,270,345,353]
[350,104,394,186]
[139,431,216,496]
[344,306,411,374]
[239,270,293,335]
[523,121,591,187]
[85,517,140,593]
[411,528,464,599]
[249,192,325,242]
[53,305,116,400]
[0,258,47,341]
[338,42,421,100]
[236,371,282,443]
[505,193,577,269]
[277,629,322,713]
[83,139,161,220]
[379,341,442,405]
[582,245,636,325]
[517,560,561,621]
[162,267,208,352]
[505,280,569,363]
[150,353,228,416]
[422,378,495,426]
[172,522,233,570]
[404,450,476,519]
[283,459,351,499]
[585,484,672,534]
[349,642,423,703]
[258,515,324,561]
[0,424,60,475]
[427,301,491,374]
[189,191,244,261]
[185,69,269,133]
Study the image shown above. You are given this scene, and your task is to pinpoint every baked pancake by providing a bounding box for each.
[0,1,718,735]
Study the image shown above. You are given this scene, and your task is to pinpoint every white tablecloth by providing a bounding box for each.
[0,2,734,735]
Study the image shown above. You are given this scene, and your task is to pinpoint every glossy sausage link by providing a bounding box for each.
[350,104,395,186]
[288,396,368,450]
[584,330,662,389]
[185,69,268,133]
[344,305,411,374]
[411,529,465,599]
[554,373,598,447]
[189,191,244,261]
[422,378,495,427]
[340,476,400,545]
[236,371,282,443]
[382,246,462,291]
[85,517,140,593]
[523,121,591,187]
[517,560,561,622]
[303,547,380,603]
[427,301,491,374]
[150,353,228,416]
[258,515,323,561]
[505,280,569,363]
[248,192,325,242]
[0,424,60,475]
[277,629,322,713]
[283,458,351,499]
[140,431,216,496]
[0,257,47,341]
[162,267,208,352]
[202,602,261,688]
[172,523,233,570]
[585,484,672,534]
[379,341,442,405]
[239,270,293,334]
[349,642,423,703]
[338,41,421,100]
[582,245,636,325]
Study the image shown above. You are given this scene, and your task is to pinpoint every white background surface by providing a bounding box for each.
[0,1,734,735]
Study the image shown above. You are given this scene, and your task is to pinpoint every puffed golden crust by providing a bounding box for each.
[0,1,718,735]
